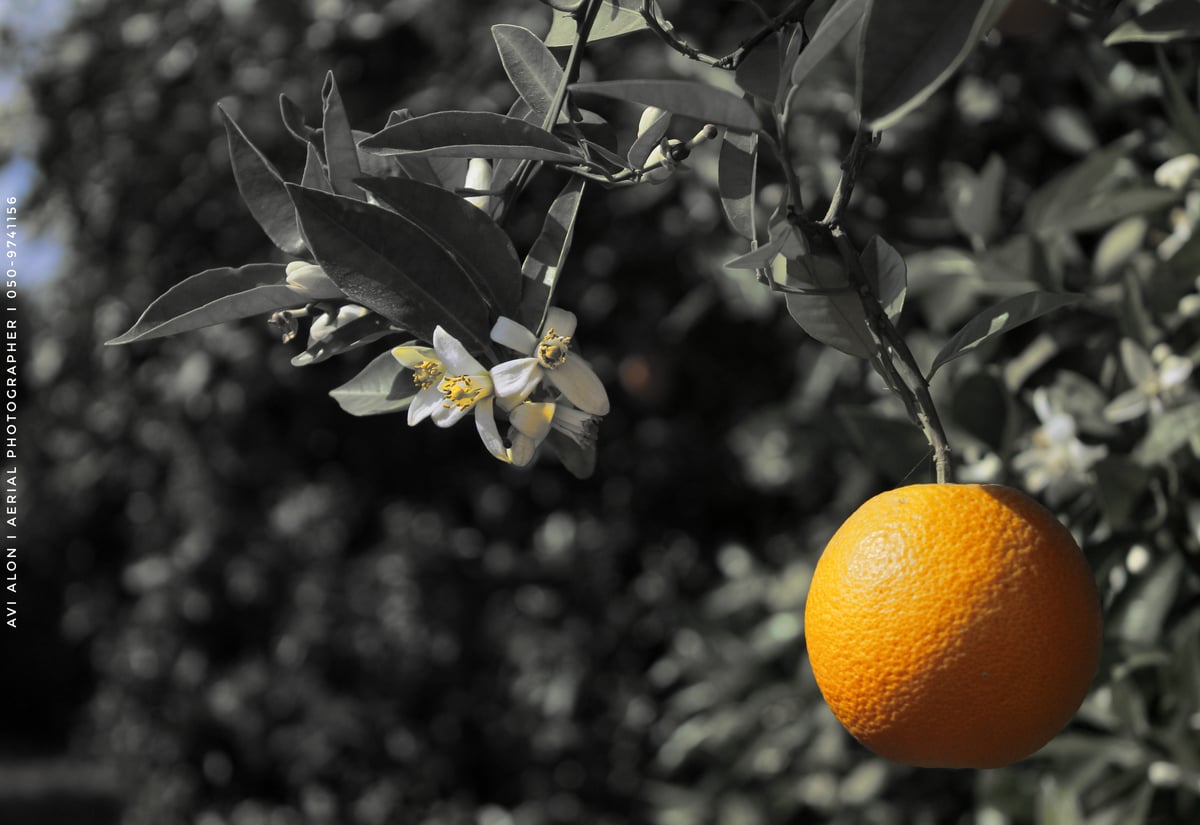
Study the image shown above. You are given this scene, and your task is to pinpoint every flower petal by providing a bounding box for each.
[433,326,486,376]
[431,398,469,428]
[392,345,439,369]
[547,355,609,415]
[543,306,578,338]
[490,316,538,354]
[474,398,507,460]
[490,358,543,405]
[508,433,538,466]
[509,402,555,440]
[407,385,442,425]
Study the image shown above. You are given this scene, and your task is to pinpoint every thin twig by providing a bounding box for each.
[640,0,815,70]
[821,124,875,227]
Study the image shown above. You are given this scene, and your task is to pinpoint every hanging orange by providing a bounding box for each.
[804,483,1103,769]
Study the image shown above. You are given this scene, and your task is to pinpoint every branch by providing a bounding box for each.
[641,0,815,70]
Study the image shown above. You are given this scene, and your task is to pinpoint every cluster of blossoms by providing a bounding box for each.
[392,307,608,466]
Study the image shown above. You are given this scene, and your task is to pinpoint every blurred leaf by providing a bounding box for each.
[356,177,523,318]
[1155,48,1200,154]
[1024,133,1149,233]
[860,235,906,321]
[791,0,869,88]
[1036,776,1086,825]
[1104,0,1200,44]
[952,371,1010,452]
[288,185,490,348]
[106,264,336,345]
[321,72,363,199]
[945,154,1006,248]
[360,111,582,163]
[571,80,763,132]
[1113,553,1184,646]
[520,177,587,329]
[857,0,1004,130]
[218,106,307,257]
[928,291,1082,377]
[783,255,874,359]
[1134,402,1200,464]
[1038,186,1180,235]
[493,24,565,124]
[840,408,933,482]
[1093,456,1152,531]
[545,0,650,48]
[328,349,416,416]
[1093,217,1148,281]
[292,312,395,367]
[718,130,758,241]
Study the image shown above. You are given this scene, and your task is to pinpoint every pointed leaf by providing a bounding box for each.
[219,106,306,256]
[860,235,906,321]
[1038,187,1180,235]
[360,110,582,163]
[302,141,332,192]
[945,154,1005,246]
[544,0,649,48]
[858,0,1004,130]
[329,348,416,416]
[1104,0,1200,45]
[106,263,342,345]
[381,109,466,188]
[321,72,363,199]
[718,130,758,241]
[928,291,1082,377]
[783,255,874,359]
[292,312,395,367]
[1024,133,1142,231]
[279,93,319,147]
[1156,48,1200,155]
[493,24,565,124]
[521,178,586,328]
[288,185,489,348]
[571,80,763,133]
[791,0,869,88]
[356,177,522,317]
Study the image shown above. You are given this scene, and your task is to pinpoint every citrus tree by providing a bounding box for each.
[74,0,1200,821]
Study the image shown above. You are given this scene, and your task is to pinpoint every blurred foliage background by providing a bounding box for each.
[6,0,1200,823]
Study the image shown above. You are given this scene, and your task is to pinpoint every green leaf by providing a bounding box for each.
[493,24,565,124]
[382,109,466,188]
[287,184,490,349]
[329,348,416,416]
[783,255,874,359]
[356,176,523,317]
[718,130,758,241]
[544,0,649,48]
[928,291,1082,377]
[1156,47,1200,155]
[1104,0,1200,45]
[218,106,306,257]
[1135,402,1200,465]
[791,0,869,88]
[857,0,1004,130]
[1024,133,1142,232]
[520,177,587,329]
[860,235,906,321]
[1037,186,1180,235]
[321,72,363,199]
[279,93,319,147]
[571,79,763,133]
[360,110,582,163]
[106,263,340,345]
[726,221,806,270]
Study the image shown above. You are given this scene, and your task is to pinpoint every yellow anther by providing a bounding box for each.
[411,360,444,391]
[536,328,573,369]
[439,374,486,411]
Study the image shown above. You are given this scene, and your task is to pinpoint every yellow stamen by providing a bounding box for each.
[439,374,487,411]
[536,328,572,369]
[411,360,444,391]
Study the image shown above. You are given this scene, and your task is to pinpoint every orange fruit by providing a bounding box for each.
[804,483,1103,769]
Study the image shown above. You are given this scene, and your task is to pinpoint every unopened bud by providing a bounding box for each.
[285,261,337,294]
[1154,154,1200,191]
[644,139,685,183]
[464,158,493,211]
[637,106,670,138]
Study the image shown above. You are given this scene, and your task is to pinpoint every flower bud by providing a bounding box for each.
[285,261,338,294]
[1154,154,1200,191]
[464,158,493,211]
[637,105,670,138]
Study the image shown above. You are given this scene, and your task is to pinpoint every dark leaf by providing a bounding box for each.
[279,93,319,147]
[301,142,332,192]
[860,235,906,321]
[288,185,490,348]
[858,0,1001,130]
[106,264,341,345]
[218,105,306,256]
[356,176,523,317]
[493,24,565,124]
[1135,402,1200,465]
[928,291,1083,377]
[292,312,396,367]
[521,177,587,328]
[718,130,758,241]
[783,255,874,359]
[735,36,780,101]
[321,72,363,199]
[360,110,582,163]
[571,79,763,133]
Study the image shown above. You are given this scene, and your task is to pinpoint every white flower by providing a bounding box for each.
[489,308,610,415]
[391,327,505,460]
[506,402,556,467]
[464,158,493,211]
[548,403,600,450]
[1012,388,1106,497]
[1104,339,1194,423]
[285,261,338,294]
